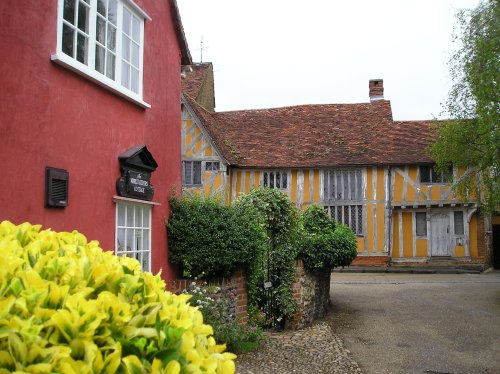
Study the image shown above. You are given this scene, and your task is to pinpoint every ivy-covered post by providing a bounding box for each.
[235,188,301,328]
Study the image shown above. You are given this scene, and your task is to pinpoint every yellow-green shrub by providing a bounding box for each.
[0,221,236,374]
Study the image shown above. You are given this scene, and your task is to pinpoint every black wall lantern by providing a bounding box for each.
[45,167,69,208]
[116,145,158,201]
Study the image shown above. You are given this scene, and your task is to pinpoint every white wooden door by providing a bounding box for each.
[431,213,451,256]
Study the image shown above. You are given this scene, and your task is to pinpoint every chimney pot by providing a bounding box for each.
[369,79,384,102]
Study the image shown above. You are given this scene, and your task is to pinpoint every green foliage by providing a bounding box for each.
[429,0,499,212]
[235,188,301,327]
[0,221,236,374]
[167,195,267,278]
[302,204,336,233]
[184,283,265,353]
[298,205,357,272]
[330,224,358,267]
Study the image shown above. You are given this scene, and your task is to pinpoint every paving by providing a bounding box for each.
[235,321,362,374]
[329,271,500,374]
[235,270,500,374]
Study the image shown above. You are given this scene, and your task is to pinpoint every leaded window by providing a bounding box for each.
[323,169,364,235]
[262,171,288,190]
[182,161,202,186]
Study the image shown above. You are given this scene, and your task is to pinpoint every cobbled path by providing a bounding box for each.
[235,321,363,374]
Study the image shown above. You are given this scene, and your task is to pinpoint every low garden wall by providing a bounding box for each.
[287,260,331,330]
[167,269,248,324]
[167,262,331,331]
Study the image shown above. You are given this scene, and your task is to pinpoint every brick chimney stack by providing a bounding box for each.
[369,79,384,102]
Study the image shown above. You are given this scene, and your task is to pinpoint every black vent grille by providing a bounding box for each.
[45,167,68,207]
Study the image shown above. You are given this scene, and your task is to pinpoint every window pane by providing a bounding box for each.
[350,206,356,231]
[131,42,139,67]
[106,51,115,79]
[135,229,142,251]
[116,228,125,252]
[123,7,131,36]
[63,0,76,24]
[344,206,349,227]
[269,172,274,188]
[420,166,431,183]
[126,205,134,227]
[357,205,363,234]
[263,172,268,187]
[95,45,105,74]
[97,0,106,16]
[144,211,150,229]
[336,207,342,223]
[117,204,125,226]
[282,172,288,188]
[183,161,192,184]
[62,24,75,57]
[131,67,139,93]
[107,24,116,51]
[205,162,212,171]
[122,36,130,61]
[193,161,202,185]
[454,211,464,235]
[108,0,117,25]
[131,15,140,42]
[126,228,134,252]
[276,172,281,188]
[343,171,349,201]
[121,61,130,88]
[356,170,362,200]
[336,172,342,200]
[442,166,453,183]
[77,1,89,33]
[416,212,427,236]
[96,16,106,45]
[76,33,88,64]
[134,206,142,227]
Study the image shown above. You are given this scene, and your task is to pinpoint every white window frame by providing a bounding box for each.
[52,0,151,108]
[262,170,288,190]
[115,201,152,272]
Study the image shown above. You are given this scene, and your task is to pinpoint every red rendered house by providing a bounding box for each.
[0,0,192,281]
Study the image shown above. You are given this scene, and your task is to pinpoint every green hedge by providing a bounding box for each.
[167,196,266,278]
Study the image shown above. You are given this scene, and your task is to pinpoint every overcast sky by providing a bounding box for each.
[177,0,480,120]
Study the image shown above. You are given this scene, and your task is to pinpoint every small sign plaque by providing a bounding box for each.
[116,146,157,201]
[264,281,273,289]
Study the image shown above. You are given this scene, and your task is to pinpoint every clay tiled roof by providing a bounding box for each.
[184,96,438,167]
[181,63,212,102]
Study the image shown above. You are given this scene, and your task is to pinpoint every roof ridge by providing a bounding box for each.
[216,100,392,115]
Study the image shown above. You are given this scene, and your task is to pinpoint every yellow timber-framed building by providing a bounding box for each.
[179,63,494,269]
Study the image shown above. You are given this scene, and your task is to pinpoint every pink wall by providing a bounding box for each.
[0,1,184,280]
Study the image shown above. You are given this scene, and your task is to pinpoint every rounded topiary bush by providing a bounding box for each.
[298,205,357,272]
[0,221,235,374]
